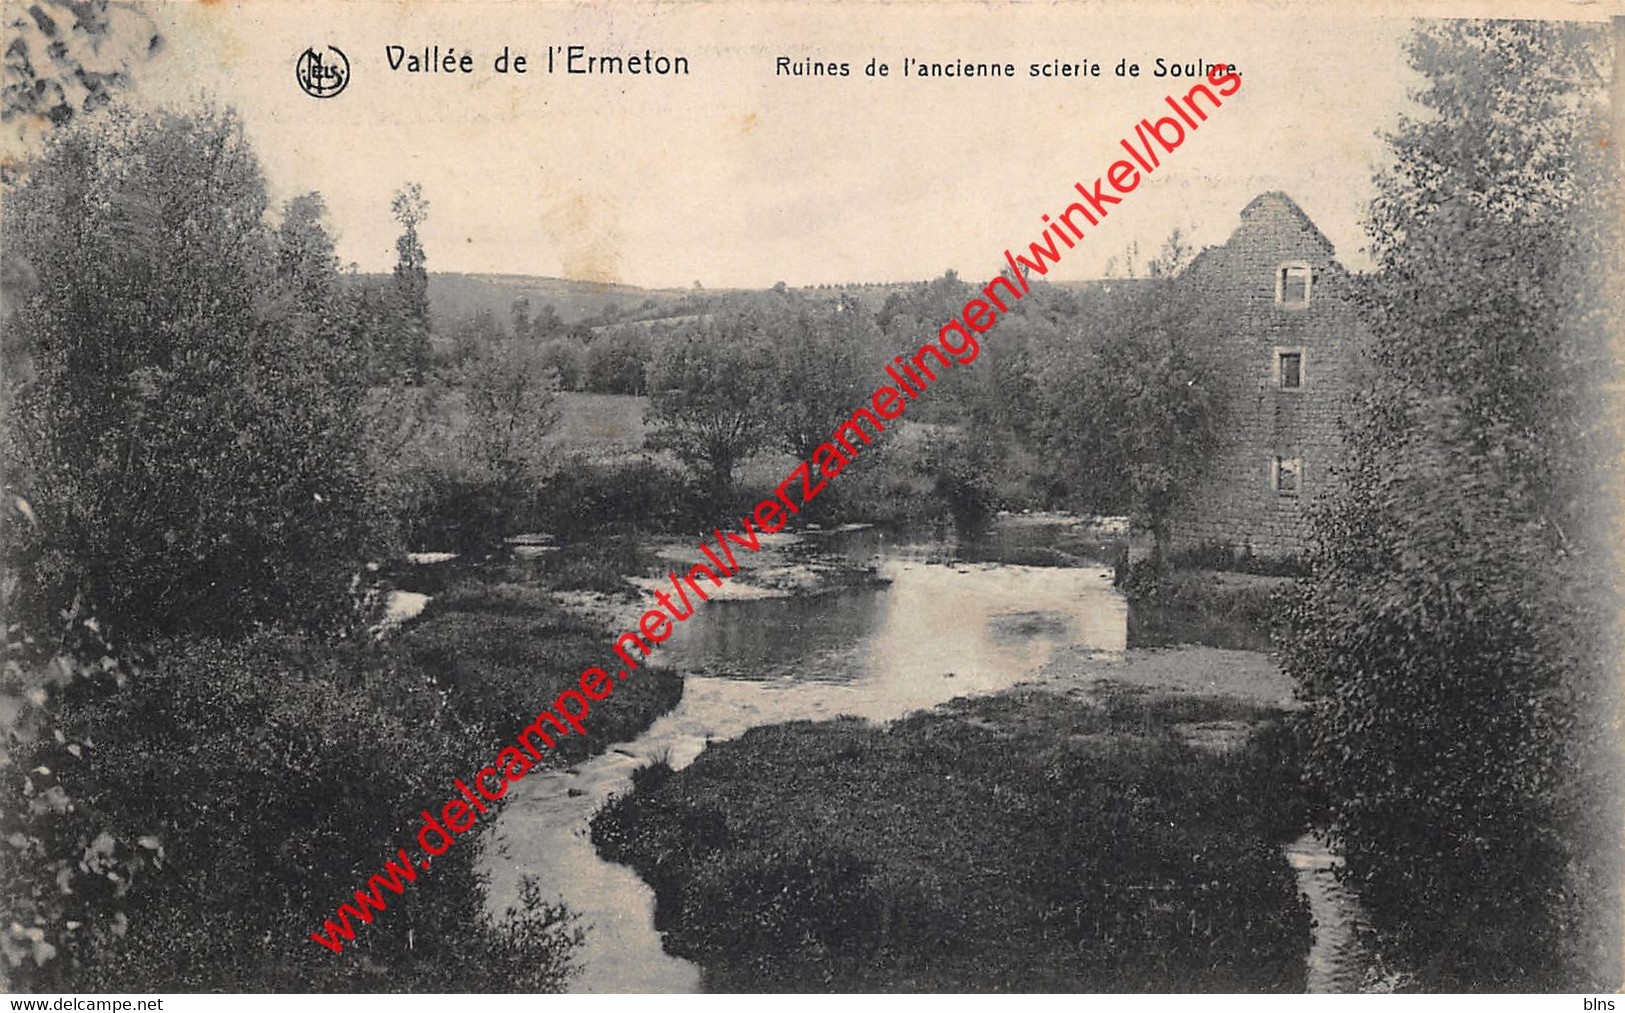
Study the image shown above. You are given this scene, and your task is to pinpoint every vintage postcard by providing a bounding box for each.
[1,0,1620,998]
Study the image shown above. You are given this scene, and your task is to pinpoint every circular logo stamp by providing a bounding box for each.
[296,46,350,98]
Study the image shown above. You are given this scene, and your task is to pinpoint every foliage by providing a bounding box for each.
[0,602,157,983]
[530,455,706,538]
[460,340,561,491]
[390,183,430,325]
[583,325,650,394]
[1280,21,1622,990]
[510,295,532,342]
[385,457,516,555]
[920,427,1012,536]
[645,311,778,510]
[0,104,610,992]
[805,439,942,528]
[766,294,884,461]
[372,183,431,382]
[1,106,378,640]
[1033,232,1220,551]
[536,338,587,391]
[4,631,582,992]
[365,335,564,553]
[1,0,159,151]
[592,687,1310,992]
[445,307,506,368]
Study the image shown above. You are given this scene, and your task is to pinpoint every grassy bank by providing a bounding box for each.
[590,683,1313,992]
[1119,562,1294,651]
[389,534,684,760]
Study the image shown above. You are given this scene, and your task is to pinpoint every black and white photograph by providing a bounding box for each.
[0,0,1620,998]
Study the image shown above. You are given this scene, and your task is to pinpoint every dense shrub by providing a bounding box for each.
[1279,410,1620,989]
[592,689,1310,992]
[1,106,379,639]
[801,440,943,528]
[1280,22,1621,990]
[530,455,707,537]
[5,633,580,992]
[391,457,523,553]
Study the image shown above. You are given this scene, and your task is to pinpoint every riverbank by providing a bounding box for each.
[385,527,895,752]
[590,668,1316,991]
[1118,562,1295,652]
[383,534,686,758]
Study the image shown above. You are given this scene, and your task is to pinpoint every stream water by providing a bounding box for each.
[469,521,1363,992]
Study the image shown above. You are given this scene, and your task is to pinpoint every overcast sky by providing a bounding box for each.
[104,1,1600,289]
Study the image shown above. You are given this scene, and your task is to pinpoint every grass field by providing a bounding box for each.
[549,392,648,450]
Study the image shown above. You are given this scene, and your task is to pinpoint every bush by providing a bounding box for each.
[1,107,378,639]
[392,457,524,553]
[1279,408,1621,989]
[529,456,707,538]
[4,633,581,991]
[920,429,1011,537]
[795,440,942,528]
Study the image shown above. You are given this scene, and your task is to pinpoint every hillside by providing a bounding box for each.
[418,272,698,329]
[417,273,944,329]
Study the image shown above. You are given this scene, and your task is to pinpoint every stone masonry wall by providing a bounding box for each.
[1168,193,1369,560]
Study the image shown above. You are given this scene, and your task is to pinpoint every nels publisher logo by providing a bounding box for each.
[296,45,350,98]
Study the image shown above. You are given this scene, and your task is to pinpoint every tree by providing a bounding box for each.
[461,341,561,496]
[275,193,340,303]
[1034,231,1218,560]
[533,302,563,340]
[583,324,649,394]
[448,306,505,367]
[510,295,532,342]
[1279,21,1621,989]
[380,182,431,381]
[645,312,775,511]
[536,337,587,391]
[767,294,881,463]
[391,183,430,320]
[0,105,384,990]
[1,106,376,640]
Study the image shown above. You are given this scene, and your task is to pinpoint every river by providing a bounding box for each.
[470,519,1360,992]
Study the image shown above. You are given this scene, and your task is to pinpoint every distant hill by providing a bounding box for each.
[416,272,698,329]
[415,273,1072,331]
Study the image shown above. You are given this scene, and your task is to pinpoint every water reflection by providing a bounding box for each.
[482,520,1125,993]
[659,587,888,682]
